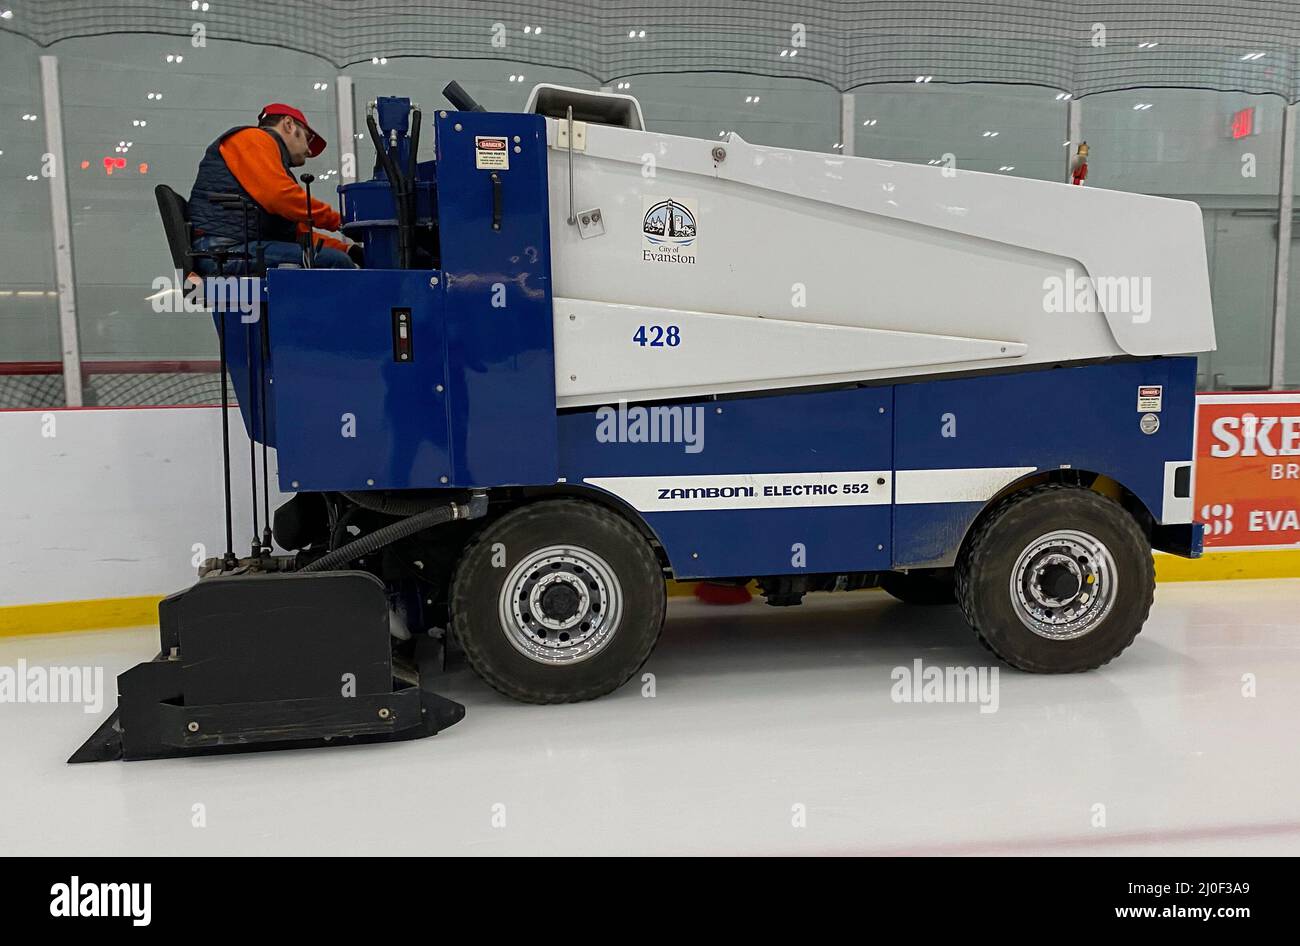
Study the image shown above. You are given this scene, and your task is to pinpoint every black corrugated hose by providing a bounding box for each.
[300,492,487,572]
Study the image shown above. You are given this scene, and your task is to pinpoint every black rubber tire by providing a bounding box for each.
[955,485,1154,673]
[879,568,957,606]
[450,499,666,703]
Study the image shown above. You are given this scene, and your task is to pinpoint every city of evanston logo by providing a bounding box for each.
[642,196,697,265]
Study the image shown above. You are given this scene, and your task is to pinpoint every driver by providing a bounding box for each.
[188,103,359,272]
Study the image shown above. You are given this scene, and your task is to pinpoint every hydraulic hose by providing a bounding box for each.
[367,112,411,269]
[301,492,488,573]
[342,490,445,517]
[301,505,453,572]
[407,108,422,264]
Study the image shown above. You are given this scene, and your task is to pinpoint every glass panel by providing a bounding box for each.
[854,83,1070,181]
[0,31,62,407]
[56,34,338,404]
[1086,89,1283,391]
[632,74,839,151]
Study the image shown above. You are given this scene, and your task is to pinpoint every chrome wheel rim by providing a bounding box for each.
[1009,529,1118,641]
[498,545,623,665]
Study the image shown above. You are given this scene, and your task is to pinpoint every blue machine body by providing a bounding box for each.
[223,106,1202,580]
[226,109,557,490]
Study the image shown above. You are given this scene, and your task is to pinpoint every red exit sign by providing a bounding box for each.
[1230,106,1257,139]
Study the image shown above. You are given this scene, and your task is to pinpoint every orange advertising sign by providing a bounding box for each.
[1195,394,1300,549]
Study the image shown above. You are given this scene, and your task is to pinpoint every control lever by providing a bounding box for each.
[300,173,316,268]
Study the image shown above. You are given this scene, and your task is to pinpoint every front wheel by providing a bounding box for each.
[955,485,1154,673]
[450,499,666,703]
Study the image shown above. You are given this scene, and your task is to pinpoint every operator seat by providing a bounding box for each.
[155,184,194,275]
[155,184,268,277]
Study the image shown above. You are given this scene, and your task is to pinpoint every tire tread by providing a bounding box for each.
[955,484,1154,673]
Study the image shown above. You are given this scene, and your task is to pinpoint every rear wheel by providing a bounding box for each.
[450,499,665,703]
[955,485,1153,672]
[879,568,956,606]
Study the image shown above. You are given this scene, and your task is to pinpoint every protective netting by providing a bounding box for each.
[0,374,65,410]
[5,0,1300,99]
[83,371,227,406]
[0,370,228,409]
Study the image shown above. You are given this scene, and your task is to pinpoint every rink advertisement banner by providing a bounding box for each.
[1195,393,1300,550]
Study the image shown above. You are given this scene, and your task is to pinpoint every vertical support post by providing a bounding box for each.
[840,92,855,157]
[336,75,357,184]
[1066,97,1082,183]
[39,55,83,407]
[1270,103,1296,390]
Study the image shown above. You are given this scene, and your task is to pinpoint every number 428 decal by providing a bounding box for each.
[632,325,681,347]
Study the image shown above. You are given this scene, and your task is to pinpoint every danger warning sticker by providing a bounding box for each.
[474,136,509,170]
[1137,385,1163,413]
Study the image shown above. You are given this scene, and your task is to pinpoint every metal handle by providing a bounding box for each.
[491,172,502,231]
[300,173,316,269]
[566,105,576,226]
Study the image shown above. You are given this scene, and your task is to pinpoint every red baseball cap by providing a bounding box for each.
[259,103,327,157]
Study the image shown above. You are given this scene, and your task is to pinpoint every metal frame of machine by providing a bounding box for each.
[77,81,1213,760]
